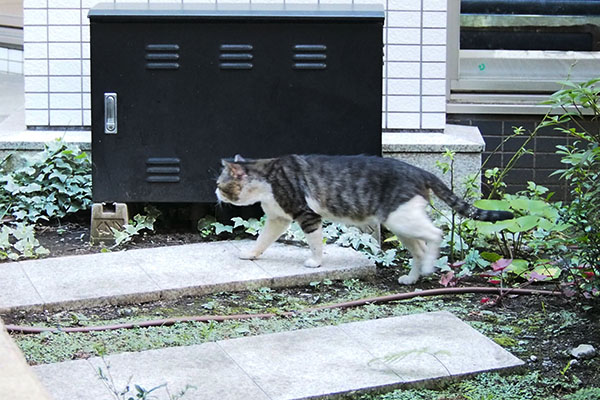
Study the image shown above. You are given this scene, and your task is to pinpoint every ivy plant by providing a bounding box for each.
[0,139,92,223]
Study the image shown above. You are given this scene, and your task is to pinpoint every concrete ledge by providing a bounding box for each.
[382,124,485,154]
[0,130,91,151]
[0,320,53,400]
[383,124,484,194]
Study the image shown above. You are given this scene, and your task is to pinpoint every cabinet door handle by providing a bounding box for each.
[104,93,117,134]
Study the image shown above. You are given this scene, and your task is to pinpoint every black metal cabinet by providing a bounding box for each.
[89,3,384,203]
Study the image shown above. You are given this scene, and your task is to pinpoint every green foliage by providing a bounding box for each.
[0,222,49,260]
[197,215,397,266]
[563,387,600,400]
[356,371,579,400]
[0,139,92,223]
[322,222,397,266]
[541,77,600,298]
[473,191,569,260]
[111,206,161,248]
[197,215,265,239]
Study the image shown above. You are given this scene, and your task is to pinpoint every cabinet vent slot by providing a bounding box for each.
[220,44,254,70]
[293,44,327,70]
[145,44,180,70]
[146,158,181,183]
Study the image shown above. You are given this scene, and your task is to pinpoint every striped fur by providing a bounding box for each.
[216,154,513,284]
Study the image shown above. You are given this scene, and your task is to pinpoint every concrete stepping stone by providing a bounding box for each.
[0,240,374,313]
[33,311,524,400]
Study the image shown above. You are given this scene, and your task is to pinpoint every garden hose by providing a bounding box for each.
[4,286,561,334]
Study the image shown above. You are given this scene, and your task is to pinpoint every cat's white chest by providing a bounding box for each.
[261,194,292,220]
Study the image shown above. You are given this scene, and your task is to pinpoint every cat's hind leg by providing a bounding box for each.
[384,195,443,285]
[395,236,427,285]
[240,216,291,260]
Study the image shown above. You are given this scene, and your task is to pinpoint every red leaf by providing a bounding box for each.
[439,271,456,287]
[488,279,502,285]
[480,297,490,304]
[583,271,595,279]
[491,258,513,272]
[451,261,466,269]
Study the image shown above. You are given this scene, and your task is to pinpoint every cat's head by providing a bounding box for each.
[215,154,272,206]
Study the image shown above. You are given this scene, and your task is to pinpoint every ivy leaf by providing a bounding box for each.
[213,223,233,235]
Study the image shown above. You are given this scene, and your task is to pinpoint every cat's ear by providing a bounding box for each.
[222,159,247,179]
[234,154,246,162]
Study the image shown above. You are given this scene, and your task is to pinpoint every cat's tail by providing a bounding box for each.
[426,173,514,222]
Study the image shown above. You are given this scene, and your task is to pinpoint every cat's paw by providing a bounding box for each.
[304,258,321,268]
[397,274,418,285]
[239,250,260,260]
[420,265,436,276]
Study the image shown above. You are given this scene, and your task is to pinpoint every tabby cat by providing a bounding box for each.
[215,154,513,285]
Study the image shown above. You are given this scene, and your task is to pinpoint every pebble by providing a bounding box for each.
[529,355,538,362]
[542,358,553,368]
[570,344,597,360]
[569,359,580,367]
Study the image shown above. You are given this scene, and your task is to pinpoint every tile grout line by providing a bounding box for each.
[215,341,274,400]
[17,261,46,306]
[124,251,165,293]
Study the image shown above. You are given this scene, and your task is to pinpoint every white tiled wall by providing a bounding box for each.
[0,47,23,74]
[23,0,447,129]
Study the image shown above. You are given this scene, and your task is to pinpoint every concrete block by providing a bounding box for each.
[90,202,128,245]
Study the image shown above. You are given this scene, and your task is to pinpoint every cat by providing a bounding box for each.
[215,154,513,285]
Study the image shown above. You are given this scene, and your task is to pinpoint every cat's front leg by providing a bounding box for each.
[303,225,323,268]
[296,211,323,268]
[239,216,291,260]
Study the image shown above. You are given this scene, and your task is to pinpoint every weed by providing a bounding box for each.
[0,222,49,260]
[111,206,161,248]
[97,358,195,400]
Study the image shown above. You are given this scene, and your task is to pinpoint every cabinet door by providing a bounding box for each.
[91,19,382,203]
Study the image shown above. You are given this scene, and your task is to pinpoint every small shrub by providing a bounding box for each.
[542,78,600,297]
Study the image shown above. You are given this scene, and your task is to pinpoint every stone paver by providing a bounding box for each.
[0,263,44,310]
[33,312,524,400]
[0,240,374,313]
[21,251,161,309]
